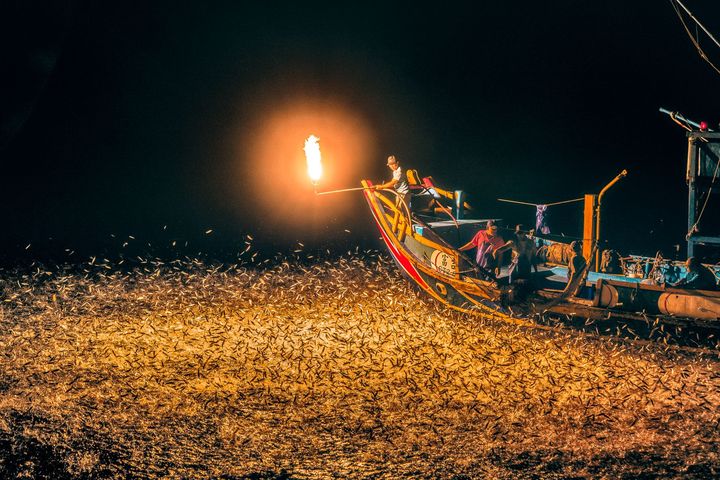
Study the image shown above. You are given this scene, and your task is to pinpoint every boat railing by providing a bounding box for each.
[369,186,496,281]
[370,187,413,243]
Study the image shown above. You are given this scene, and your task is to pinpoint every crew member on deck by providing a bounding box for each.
[495,224,538,283]
[374,155,410,208]
[565,240,587,294]
[459,220,505,280]
[669,257,718,290]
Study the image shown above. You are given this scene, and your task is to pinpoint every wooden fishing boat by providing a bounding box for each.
[303,115,720,336]
[360,172,720,328]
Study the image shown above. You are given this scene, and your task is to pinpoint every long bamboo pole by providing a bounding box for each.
[314,186,373,195]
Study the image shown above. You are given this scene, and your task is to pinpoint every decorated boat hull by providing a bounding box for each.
[361,180,509,318]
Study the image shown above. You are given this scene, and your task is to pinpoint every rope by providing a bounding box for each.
[415,185,459,227]
[671,0,720,77]
[497,198,537,207]
[546,197,585,207]
[669,112,709,143]
[497,197,584,207]
[670,113,692,132]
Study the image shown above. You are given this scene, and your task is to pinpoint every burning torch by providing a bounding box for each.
[304,135,323,193]
[304,134,374,195]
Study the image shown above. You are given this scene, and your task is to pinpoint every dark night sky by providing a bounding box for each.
[2,1,720,264]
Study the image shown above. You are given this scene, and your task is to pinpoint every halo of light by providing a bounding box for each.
[236,98,377,233]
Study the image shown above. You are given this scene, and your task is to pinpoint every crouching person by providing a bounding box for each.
[459,220,505,281]
[669,257,718,290]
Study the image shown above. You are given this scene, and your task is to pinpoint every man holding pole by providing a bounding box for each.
[373,155,410,207]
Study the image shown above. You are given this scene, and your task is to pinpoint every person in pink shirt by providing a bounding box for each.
[459,220,505,279]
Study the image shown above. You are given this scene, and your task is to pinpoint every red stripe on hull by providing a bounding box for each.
[364,190,430,290]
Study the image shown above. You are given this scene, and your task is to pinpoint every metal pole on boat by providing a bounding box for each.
[595,169,628,271]
[658,108,706,131]
[454,190,465,220]
[582,194,597,261]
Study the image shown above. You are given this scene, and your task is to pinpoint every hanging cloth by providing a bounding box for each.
[536,204,550,234]
[497,197,584,235]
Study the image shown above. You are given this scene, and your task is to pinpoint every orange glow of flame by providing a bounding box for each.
[235,98,377,236]
[304,135,322,184]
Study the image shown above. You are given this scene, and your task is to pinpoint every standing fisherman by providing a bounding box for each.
[374,155,410,208]
[495,224,538,283]
[564,241,587,295]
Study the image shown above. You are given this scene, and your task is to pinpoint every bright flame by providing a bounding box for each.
[304,135,323,184]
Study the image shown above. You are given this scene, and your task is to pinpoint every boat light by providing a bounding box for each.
[304,135,323,184]
[700,121,708,131]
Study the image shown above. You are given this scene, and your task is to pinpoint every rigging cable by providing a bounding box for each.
[670,0,720,76]
[667,1,720,237]
[687,151,720,240]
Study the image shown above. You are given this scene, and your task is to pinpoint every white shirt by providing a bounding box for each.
[392,166,410,194]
